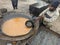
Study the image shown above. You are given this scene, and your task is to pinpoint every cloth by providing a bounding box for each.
[38,0,60,27]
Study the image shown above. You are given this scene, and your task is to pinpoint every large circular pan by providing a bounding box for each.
[0,11,39,41]
[2,17,32,36]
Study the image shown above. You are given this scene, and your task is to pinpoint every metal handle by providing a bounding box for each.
[25,20,34,28]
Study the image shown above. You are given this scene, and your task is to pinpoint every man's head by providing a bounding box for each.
[49,1,60,11]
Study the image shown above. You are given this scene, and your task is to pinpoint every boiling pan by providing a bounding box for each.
[0,11,39,41]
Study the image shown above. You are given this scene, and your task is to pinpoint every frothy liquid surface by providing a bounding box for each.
[2,17,32,36]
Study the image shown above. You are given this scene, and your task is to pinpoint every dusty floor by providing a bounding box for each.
[0,0,60,45]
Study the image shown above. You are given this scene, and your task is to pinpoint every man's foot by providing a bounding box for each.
[16,7,18,9]
[13,7,15,10]
[13,7,18,10]
[26,43,29,45]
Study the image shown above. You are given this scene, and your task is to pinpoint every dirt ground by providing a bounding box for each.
[0,0,60,45]
[0,0,32,11]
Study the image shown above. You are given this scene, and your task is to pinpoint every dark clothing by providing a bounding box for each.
[29,4,48,17]
[45,13,52,19]
[11,0,18,9]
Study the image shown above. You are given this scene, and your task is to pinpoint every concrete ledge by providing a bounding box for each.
[50,17,60,34]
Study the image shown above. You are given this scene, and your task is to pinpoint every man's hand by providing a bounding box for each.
[35,15,44,22]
